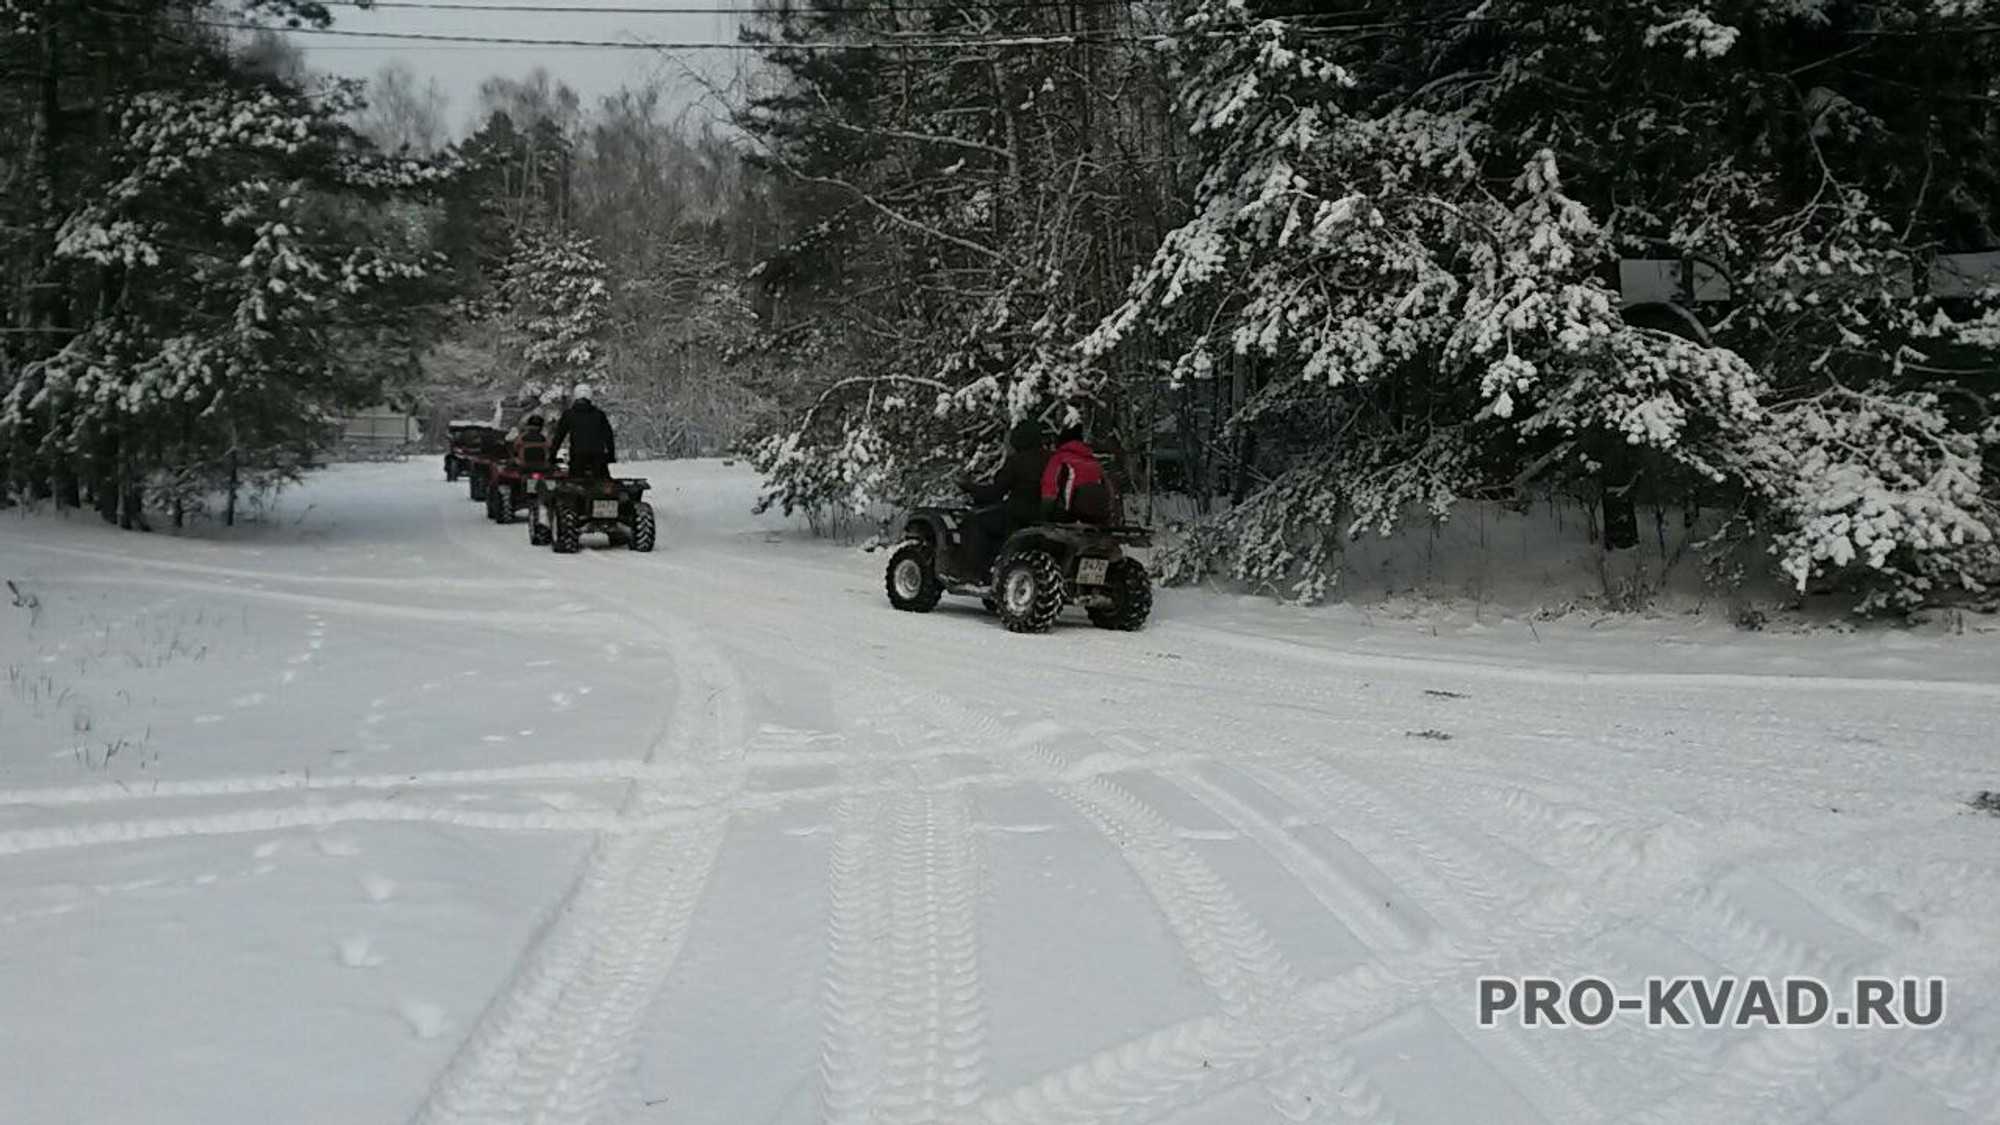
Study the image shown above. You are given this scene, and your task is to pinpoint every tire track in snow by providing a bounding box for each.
[961,881,1602,1125]
[909,688,1301,1021]
[1155,762,1425,955]
[410,822,728,1125]
[817,787,986,1124]
[1624,863,2000,1125]
[1193,750,1616,1125]
[1291,756,1821,1124]
[970,827,1845,1125]
[0,798,639,857]
[1244,756,1541,932]
[807,674,989,1124]
[48,573,607,633]
[8,538,561,590]
[890,687,1350,1123]
[0,760,664,809]
[1176,624,2000,701]
[1265,1040,1402,1124]
[950,714,1633,1125]
[411,498,748,1125]
[1408,770,2000,1124]
[874,677,1561,1124]
[0,777,998,860]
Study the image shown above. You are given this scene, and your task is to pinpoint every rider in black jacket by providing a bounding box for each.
[961,419,1050,575]
[550,384,616,477]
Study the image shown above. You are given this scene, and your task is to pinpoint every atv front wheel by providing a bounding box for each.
[529,509,552,547]
[995,550,1065,634]
[444,456,460,482]
[885,541,943,612]
[552,503,582,554]
[469,473,487,502]
[630,502,656,552]
[1087,558,1152,631]
[484,480,505,521]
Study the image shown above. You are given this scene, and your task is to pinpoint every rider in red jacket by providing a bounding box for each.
[1040,424,1114,523]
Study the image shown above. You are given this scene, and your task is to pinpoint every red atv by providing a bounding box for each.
[445,423,508,502]
[526,467,656,553]
[484,447,554,525]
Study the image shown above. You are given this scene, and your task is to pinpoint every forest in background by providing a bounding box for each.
[2,1,1998,614]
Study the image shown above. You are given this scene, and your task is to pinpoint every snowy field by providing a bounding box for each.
[2,459,1998,1125]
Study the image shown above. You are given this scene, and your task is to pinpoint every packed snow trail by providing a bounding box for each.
[1,460,1997,1125]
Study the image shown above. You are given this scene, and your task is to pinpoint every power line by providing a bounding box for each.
[306,0,1488,26]
[201,17,1170,48]
[310,0,1499,26]
[319,0,1145,12]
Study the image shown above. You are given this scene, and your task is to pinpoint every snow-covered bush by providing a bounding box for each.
[1757,386,1997,610]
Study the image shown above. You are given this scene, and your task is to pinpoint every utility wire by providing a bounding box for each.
[201,17,1172,47]
[318,0,1148,12]
[206,5,1505,49]
[308,0,1493,28]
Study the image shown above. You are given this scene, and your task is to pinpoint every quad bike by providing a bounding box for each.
[484,458,550,525]
[528,470,656,553]
[884,507,1153,633]
[444,423,506,488]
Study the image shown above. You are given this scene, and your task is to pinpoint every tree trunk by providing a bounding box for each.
[96,436,119,524]
[224,452,240,527]
[1600,452,1640,551]
[119,447,144,531]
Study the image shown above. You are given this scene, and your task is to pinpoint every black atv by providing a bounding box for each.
[885,508,1152,633]
[444,423,506,490]
[528,472,656,554]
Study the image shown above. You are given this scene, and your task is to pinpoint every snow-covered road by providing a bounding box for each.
[2,460,1997,1124]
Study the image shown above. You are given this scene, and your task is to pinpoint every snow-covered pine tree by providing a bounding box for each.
[1459,0,2000,609]
[1075,1,1772,601]
[0,6,458,524]
[1076,0,1998,610]
[498,224,610,403]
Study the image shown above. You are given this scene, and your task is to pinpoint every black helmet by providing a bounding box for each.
[1006,419,1048,451]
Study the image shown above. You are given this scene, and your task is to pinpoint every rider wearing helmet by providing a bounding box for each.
[961,418,1051,576]
[549,383,616,478]
[513,414,551,472]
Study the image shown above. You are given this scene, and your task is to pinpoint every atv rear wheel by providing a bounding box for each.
[886,541,943,612]
[484,480,505,521]
[469,473,487,502]
[630,502,656,552]
[444,456,460,482]
[529,507,552,546]
[1087,558,1152,631]
[493,484,516,525]
[996,550,1065,634]
[552,503,582,554]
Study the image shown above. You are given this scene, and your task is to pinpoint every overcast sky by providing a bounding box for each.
[293,1,755,137]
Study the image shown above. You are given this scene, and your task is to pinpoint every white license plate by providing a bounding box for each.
[1076,557,1110,586]
[591,500,621,519]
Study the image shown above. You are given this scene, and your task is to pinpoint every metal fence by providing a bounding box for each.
[337,409,422,460]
